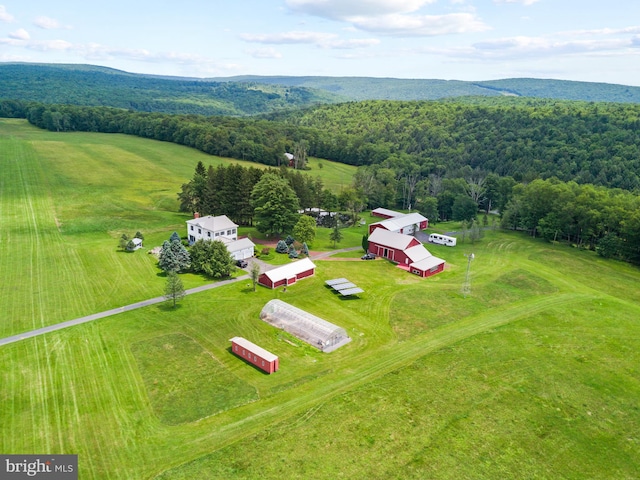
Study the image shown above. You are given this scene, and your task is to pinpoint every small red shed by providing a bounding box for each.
[230,337,279,374]
[258,258,316,289]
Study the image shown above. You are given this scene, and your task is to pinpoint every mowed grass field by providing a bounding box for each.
[1,119,640,479]
[0,119,355,338]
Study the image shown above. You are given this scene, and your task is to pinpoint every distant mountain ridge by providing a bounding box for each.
[1,63,640,116]
[214,75,640,103]
[0,63,342,116]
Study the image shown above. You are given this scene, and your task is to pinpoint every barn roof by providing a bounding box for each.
[371,207,403,218]
[368,228,417,250]
[411,255,445,272]
[262,257,316,283]
[404,244,432,263]
[186,214,237,232]
[371,212,428,232]
[230,337,278,362]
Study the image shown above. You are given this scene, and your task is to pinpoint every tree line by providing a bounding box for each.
[5,97,640,191]
[177,161,337,226]
[501,179,640,264]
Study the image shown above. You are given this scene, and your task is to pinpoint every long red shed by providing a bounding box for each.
[230,337,279,374]
[258,257,316,289]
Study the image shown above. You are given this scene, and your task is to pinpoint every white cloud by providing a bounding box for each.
[286,0,436,20]
[286,0,487,37]
[8,28,30,40]
[241,30,379,49]
[493,0,540,5]
[246,47,283,59]
[241,31,338,45]
[33,16,71,30]
[0,5,15,22]
[351,12,490,36]
[26,39,74,52]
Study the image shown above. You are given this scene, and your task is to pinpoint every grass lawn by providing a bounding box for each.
[0,119,356,337]
[1,119,640,479]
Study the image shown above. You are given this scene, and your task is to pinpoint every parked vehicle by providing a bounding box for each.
[236,259,248,268]
[361,253,375,260]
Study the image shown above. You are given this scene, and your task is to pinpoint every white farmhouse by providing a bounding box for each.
[186,214,255,261]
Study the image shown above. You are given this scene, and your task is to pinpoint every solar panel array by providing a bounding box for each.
[325,278,364,296]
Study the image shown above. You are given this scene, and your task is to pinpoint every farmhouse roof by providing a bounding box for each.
[223,237,255,252]
[186,214,237,232]
[368,228,417,250]
[230,337,278,362]
[262,258,316,283]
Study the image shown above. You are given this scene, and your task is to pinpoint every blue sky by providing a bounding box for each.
[1,1,639,85]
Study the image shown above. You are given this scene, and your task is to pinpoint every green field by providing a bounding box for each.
[1,119,639,479]
[0,119,354,337]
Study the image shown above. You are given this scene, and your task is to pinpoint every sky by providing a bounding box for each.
[1,0,640,86]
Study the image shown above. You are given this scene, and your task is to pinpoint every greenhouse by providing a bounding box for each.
[259,299,351,352]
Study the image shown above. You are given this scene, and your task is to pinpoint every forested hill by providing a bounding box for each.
[3,63,640,114]
[0,63,342,116]
[214,75,640,103]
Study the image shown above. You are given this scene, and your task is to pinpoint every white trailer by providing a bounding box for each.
[429,233,457,247]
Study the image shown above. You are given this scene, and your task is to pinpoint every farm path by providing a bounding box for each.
[0,248,357,348]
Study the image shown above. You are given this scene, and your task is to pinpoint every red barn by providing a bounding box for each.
[230,337,279,374]
[368,228,445,278]
[258,257,316,289]
[368,212,428,236]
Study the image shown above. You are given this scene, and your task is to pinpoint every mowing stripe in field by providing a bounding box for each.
[150,292,593,477]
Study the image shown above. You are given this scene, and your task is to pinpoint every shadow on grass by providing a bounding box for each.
[157,302,184,312]
[226,346,272,375]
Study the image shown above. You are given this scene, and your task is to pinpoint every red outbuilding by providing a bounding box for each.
[258,257,316,289]
[368,212,428,236]
[368,228,445,278]
[230,336,279,374]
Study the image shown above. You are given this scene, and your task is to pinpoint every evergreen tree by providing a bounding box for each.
[301,242,310,257]
[275,240,288,254]
[158,240,180,272]
[362,234,369,252]
[164,271,186,308]
[329,223,343,248]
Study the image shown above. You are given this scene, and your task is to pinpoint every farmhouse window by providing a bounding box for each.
[232,229,237,234]
[207,232,211,237]
[190,226,193,231]
[198,228,201,234]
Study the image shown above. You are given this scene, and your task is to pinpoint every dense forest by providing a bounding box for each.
[0,63,340,116]
[2,94,640,265]
[6,97,640,190]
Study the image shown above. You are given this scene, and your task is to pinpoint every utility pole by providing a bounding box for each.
[463,253,475,298]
